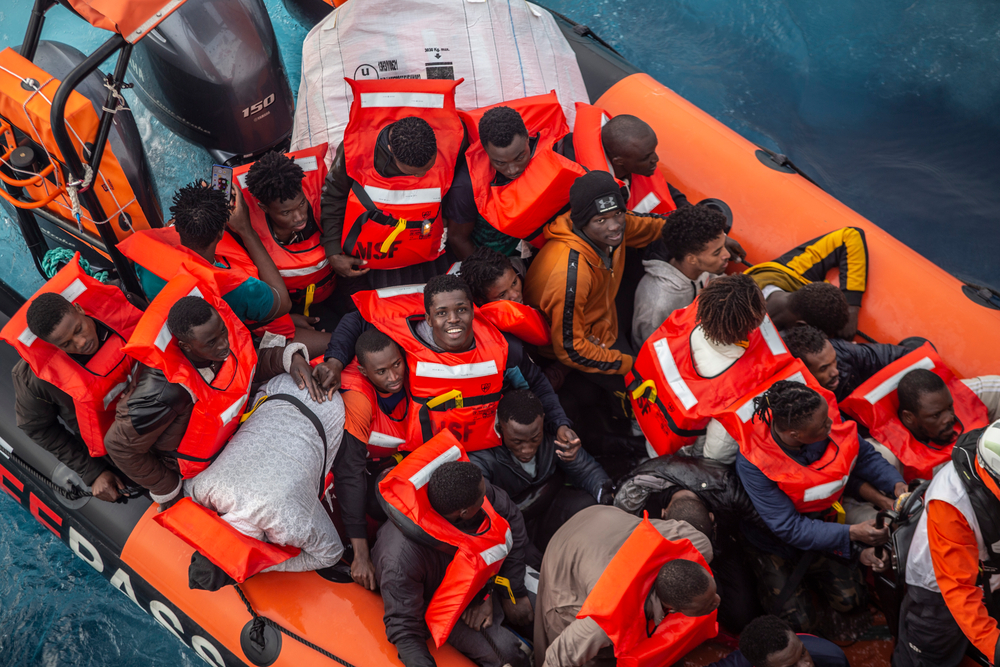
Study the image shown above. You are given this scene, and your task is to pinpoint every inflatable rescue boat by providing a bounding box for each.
[0,1,997,666]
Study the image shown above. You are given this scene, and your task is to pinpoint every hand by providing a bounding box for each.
[724,236,747,264]
[500,595,534,627]
[555,426,581,462]
[313,359,344,399]
[225,187,253,238]
[894,482,909,498]
[351,554,377,591]
[874,493,896,512]
[291,314,323,331]
[90,470,124,502]
[587,334,606,348]
[290,353,324,402]
[460,596,493,631]
[329,253,370,278]
[860,547,889,573]
[849,519,890,547]
[543,363,570,392]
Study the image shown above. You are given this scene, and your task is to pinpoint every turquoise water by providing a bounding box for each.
[1,0,999,664]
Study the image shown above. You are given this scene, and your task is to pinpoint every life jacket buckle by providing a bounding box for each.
[380,217,408,253]
[492,575,516,603]
[427,389,463,409]
[829,501,846,524]
[630,379,657,403]
[303,283,316,317]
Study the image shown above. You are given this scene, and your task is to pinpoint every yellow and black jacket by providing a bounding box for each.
[745,226,868,306]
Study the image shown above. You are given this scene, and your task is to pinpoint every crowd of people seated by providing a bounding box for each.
[8,75,1000,667]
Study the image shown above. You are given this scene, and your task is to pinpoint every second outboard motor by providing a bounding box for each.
[127,0,294,165]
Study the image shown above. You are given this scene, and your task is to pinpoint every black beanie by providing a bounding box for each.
[569,171,625,229]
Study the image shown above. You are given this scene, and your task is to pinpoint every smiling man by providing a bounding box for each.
[524,170,667,394]
[105,285,317,510]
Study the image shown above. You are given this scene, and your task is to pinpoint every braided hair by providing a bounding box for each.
[170,182,230,249]
[244,151,305,205]
[696,274,766,346]
[751,380,824,431]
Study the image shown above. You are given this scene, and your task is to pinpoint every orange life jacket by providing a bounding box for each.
[719,362,860,514]
[122,226,295,339]
[627,301,793,456]
[0,254,142,457]
[341,78,463,269]
[840,343,989,481]
[153,498,299,583]
[229,143,334,305]
[577,515,717,667]
[378,431,512,647]
[353,285,507,451]
[122,271,257,478]
[461,92,587,244]
[572,102,678,216]
[339,361,409,458]
[478,300,551,347]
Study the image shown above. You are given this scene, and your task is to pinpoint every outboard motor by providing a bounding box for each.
[127,0,294,165]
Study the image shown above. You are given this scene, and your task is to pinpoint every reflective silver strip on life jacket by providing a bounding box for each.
[737,371,807,423]
[369,431,406,449]
[278,259,330,278]
[375,284,425,299]
[652,337,698,410]
[220,393,249,426]
[416,360,498,380]
[155,285,203,352]
[103,381,129,410]
[409,445,462,489]
[480,528,514,566]
[863,356,936,405]
[803,475,850,503]
[293,155,319,172]
[758,317,787,357]
[632,192,661,215]
[363,185,442,206]
[359,92,446,109]
[19,278,91,346]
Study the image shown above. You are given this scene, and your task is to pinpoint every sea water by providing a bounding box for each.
[0,0,999,664]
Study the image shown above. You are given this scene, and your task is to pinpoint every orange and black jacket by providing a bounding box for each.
[745,226,869,306]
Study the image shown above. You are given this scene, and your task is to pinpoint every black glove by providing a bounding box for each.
[188,551,236,591]
[597,480,615,505]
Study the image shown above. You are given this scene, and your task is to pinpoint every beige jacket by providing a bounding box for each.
[533,505,713,667]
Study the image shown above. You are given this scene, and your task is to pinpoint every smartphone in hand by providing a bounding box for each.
[211,164,235,204]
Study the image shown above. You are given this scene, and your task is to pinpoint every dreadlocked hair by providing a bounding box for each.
[170,182,230,249]
[696,274,766,346]
[478,106,528,149]
[752,380,824,430]
[459,247,513,305]
[244,151,305,205]
[389,117,437,168]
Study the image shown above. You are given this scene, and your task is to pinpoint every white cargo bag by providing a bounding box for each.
[290,0,589,164]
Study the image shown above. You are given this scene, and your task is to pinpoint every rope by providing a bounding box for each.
[41,247,109,282]
[101,74,131,115]
[234,583,357,667]
[8,450,142,503]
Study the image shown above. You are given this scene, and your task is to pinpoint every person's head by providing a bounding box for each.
[601,114,659,178]
[779,283,849,338]
[661,205,730,276]
[497,390,545,463]
[427,461,486,525]
[355,329,406,395]
[569,170,627,248]
[662,492,715,540]
[388,116,438,177]
[460,247,522,306]
[782,325,839,392]
[167,296,229,363]
[170,182,231,252]
[25,292,99,356]
[696,274,768,346]
[739,616,814,667]
[244,151,308,238]
[976,422,1000,487]
[479,106,530,181]
[423,275,475,353]
[752,380,832,447]
[654,559,719,617]
[898,369,956,445]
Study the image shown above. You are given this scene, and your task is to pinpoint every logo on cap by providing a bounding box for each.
[596,195,619,214]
